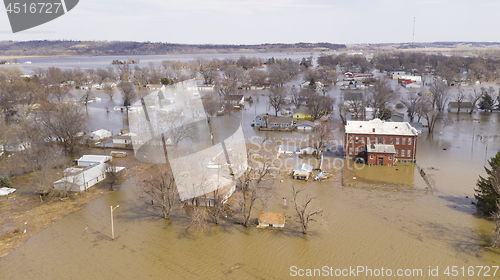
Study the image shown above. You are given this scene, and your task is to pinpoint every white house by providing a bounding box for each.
[90,129,112,141]
[53,163,124,192]
[77,155,112,167]
[293,163,313,180]
[112,132,137,148]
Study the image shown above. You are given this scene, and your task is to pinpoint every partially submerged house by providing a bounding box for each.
[90,129,112,141]
[77,155,112,167]
[258,212,285,228]
[366,144,396,166]
[295,120,315,131]
[112,132,137,148]
[344,118,419,163]
[293,108,313,120]
[254,114,293,131]
[224,95,245,108]
[448,102,475,113]
[293,163,313,180]
[54,155,123,192]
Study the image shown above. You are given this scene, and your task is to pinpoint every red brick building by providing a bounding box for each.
[344,119,419,165]
[366,144,396,166]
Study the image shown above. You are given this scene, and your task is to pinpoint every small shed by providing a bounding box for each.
[258,212,285,227]
[90,129,111,141]
[293,163,313,180]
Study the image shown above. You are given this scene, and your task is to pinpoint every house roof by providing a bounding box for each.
[345,119,418,136]
[267,116,292,124]
[293,163,313,173]
[367,144,396,154]
[78,155,111,164]
[296,120,315,127]
[258,212,285,225]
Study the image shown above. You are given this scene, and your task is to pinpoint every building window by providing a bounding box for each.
[402,138,406,145]
[396,138,400,145]
[396,149,399,156]
[401,150,405,157]
[407,150,411,157]
[361,137,365,144]
[372,128,375,133]
[390,137,394,144]
[350,135,353,143]
[349,147,353,155]
[388,164,392,166]
[383,137,386,144]
[389,155,392,160]
[367,137,371,144]
[378,137,383,144]
[370,154,373,159]
[408,138,412,145]
[355,136,359,143]
[355,147,358,154]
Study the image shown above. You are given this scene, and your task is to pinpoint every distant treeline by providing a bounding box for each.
[0,40,346,57]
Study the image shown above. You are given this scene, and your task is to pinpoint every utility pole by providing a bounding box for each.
[412,17,416,48]
[110,205,119,240]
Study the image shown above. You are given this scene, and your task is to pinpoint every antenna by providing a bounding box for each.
[412,17,416,48]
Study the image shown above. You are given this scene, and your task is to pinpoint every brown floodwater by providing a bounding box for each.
[1,80,500,278]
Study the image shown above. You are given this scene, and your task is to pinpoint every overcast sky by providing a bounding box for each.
[1,0,499,44]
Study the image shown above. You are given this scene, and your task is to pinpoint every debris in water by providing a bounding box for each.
[229,263,244,273]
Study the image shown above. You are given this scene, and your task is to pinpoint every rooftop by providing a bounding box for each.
[367,144,396,154]
[258,212,285,225]
[345,119,418,136]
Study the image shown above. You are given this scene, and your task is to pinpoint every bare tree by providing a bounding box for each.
[338,103,348,125]
[454,88,467,114]
[140,165,177,219]
[367,78,397,119]
[42,102,86,153]
[248,68,267,85]
[419,96,442,134]
[310,121,335,159]
[205,187,226,225]
[102,83,114,100]
[307,93,335,120]
[468,86,483,114]
[215,78,237,104]
[401,90,423,122]
[80,89,94,108]
[291,185,323,234]
[120,82,137,107]
[268,86,286,116]
[105,160,123,190]
[290,87,307,109]
[160,112,197,146]
[187,205,208,231]
[238,160,271,227]
[201,93,219,124]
